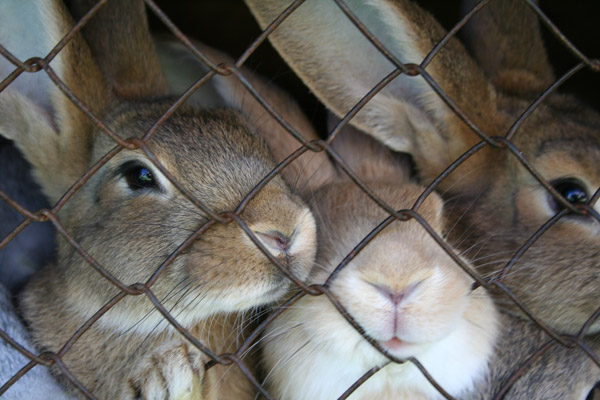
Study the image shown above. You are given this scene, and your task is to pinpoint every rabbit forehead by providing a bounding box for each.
[501,94,600,153]
[530,106,600,184]
[310,182,448,284]
[312,181,442,224]
[535,142,600,187]
[354,236,459,282]
[456,98,600,198]
[328,185,443,242]
[98,102,272,163]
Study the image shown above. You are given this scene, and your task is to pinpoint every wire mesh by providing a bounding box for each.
[0,0,599,399]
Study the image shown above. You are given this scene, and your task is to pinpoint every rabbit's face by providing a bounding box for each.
[262,183,497,400]
[307,183,475,358]
[328,222,472,359]
[56,104,317,333]
[445,97,600,334]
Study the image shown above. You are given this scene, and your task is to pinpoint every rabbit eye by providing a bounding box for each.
[121,162,158,190]
[549,178,589,212]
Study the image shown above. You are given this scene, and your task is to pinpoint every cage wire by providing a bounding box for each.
[0,0,599,399]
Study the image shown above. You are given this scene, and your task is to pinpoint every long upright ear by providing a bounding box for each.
[0,0,111,202]
[156,39,338,197]
[66,0,168,99]
[461,0,555,95]
[244,0,505,185]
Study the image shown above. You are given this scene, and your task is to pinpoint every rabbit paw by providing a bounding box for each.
[127,341,205,400]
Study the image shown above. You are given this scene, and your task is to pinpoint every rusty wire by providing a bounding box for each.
[0,0,599,399]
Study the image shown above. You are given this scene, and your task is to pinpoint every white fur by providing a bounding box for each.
[263,287,497,400]
[261,182,499,399]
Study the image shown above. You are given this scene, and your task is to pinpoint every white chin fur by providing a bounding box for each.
[263,295,497,400]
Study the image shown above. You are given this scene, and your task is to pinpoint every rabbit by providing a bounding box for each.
[256,122,599,399]
[151,15,600,396]
[1,0,320,398]
[0,139,56,293]
[259,125,500,400]
[243,0,600,335]
[0,282,69,400]
[463,313,600,400]
[330,125,600,400]
[153,38,338,198]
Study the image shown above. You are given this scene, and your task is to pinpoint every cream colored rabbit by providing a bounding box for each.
[259,123,599,399]
[0,0,319,398]
[260,127,499,399]
[244,0,600,335]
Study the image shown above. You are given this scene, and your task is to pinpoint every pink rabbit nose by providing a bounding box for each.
[255,231,292,256]
[372,281,422,306]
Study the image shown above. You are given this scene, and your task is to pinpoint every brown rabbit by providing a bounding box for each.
[244,0,600,335]
[154,39,338,198]
[0,0,318,398]
[465,314,600,399]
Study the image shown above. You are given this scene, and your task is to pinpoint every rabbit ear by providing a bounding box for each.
[245,0,504,185]
[156,39,338,197]
[67,0,169,99]
[461,0,555,95]
[0,0,112,202]
[328,114,410,184]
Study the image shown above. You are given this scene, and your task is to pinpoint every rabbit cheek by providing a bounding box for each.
[284,209,318,282]
[514,185,555,227]
[500,175,600,332]
[183,225,290,312]
[397,275,471,344]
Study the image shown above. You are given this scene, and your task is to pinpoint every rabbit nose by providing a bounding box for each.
[255,231,292,257]
[372,281,422,306]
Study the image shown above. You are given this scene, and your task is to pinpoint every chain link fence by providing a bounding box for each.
[0,0,599,399]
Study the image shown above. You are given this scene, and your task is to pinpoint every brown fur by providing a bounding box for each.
[1,0,319,398]
[66,0,169,99]
[244,0,600,336]
[460,0,555,95]
[261,169,499,399]
[321,123,600,399]
[466,314,600,399]
[155,39,338,197]
[23,276,257,399]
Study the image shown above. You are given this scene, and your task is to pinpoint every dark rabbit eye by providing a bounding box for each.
[121,162,158,190]
[549,178,589,212]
